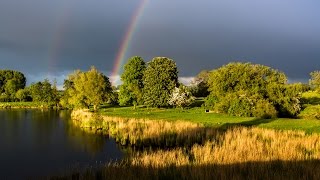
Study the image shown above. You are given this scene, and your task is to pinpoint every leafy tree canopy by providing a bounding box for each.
[29,79,58,103]
[143,57,178,107]
[0,70,26,97]
[118,56,146,106]
[15,89,30,102]
[206,62,301,118]
[62,66,112,110]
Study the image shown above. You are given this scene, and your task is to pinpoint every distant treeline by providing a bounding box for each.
[0,70,59,105]
[1,57,320,118]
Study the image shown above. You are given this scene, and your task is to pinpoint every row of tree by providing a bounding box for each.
[1,57,320,118]
[117,57,320,118]
[60,56,188,110]
[0,73,59,105]
[118,56,181,107]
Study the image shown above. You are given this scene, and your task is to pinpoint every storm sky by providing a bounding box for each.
[1,0,320,86]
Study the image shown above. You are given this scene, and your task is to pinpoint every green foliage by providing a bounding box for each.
[266,83,302,117]
[301,91,320,105]
[206,62,301,118]
[309,71,320,92]
[0,70,26,101]
[118,56,146,106]
[118,85,134,106]
[252,99,278,119]
[208,62,287,97]
[106,86,119,105]
[299,91,320,120]
[143,57,179,107]
[207,91,277,118]
[29,79,58,103]
[4,79,20,100]
[0,70,26,92]
[299,105,320,120]
[15,89,30,102]
[0,94,10,102]
[62,66,112,110]
[0,101,54,108]
[190,70,210,97]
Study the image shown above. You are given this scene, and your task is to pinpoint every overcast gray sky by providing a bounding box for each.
[1,0,320,86]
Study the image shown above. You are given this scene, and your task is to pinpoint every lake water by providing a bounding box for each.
[0,109,124,179]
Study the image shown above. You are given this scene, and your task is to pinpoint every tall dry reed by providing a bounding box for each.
[61,110,320,179]
[71,109,217,147]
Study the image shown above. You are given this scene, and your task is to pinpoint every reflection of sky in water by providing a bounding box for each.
[0,109,123,178]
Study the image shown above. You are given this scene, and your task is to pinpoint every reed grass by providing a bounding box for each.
[53,127,320,180]
[64,110,320,179]
[71,109,218,147]
[131,127,320,166]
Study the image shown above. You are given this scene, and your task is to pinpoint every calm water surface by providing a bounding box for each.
[0,109,123,179]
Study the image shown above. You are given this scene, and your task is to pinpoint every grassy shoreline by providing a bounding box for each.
[0,102,58,109]
[99,106,320,134]
[57,109,320,179]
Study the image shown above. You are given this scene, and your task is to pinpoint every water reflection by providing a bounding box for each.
[0,109,123,179]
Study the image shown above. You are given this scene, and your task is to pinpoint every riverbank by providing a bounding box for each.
[71,109,217,147]
[99,106,320,133]
[0,102,58,109]
[59,109,320,179]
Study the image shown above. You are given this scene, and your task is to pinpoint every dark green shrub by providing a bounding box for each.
[0,94,10,102]
[205,62,302,118]
[252,99,277,119]
[299,105,320,119]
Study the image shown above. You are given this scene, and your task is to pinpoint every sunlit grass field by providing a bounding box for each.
[99,106,320,134]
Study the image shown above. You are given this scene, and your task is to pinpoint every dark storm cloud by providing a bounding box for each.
[0,0,139,74]
[129,0,320,80]
[0,0,320,86]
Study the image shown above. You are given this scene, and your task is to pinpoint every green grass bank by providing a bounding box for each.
[59,109,320,180]
[99,106,320,134]
[0,102,58,109]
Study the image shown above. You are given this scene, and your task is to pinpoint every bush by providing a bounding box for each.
[252,99,277,119]
[0,94,10,102]
[227,97,252,117]
[299,105,320,120]
[205,62,302,118]
[168,86,195,108]
[301,91,320,105]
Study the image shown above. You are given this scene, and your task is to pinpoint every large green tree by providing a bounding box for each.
[62,67,112,110]
[143,57,178,107]
[0,70,26,100]
[15,89,30,102]
[29,79,58,103]
[118,56,146,106]
[205,62,301,118]
[4,79,20,100]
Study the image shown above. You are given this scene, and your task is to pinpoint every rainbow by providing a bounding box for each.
[47,0,73,76]
[111,0,149,79]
